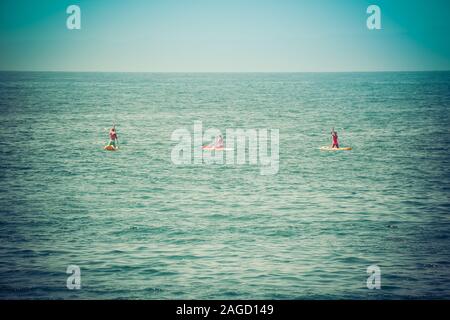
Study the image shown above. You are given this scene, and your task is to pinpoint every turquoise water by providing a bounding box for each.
[0,72,449,299]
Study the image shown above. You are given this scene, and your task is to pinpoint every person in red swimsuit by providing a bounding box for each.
[108,125,119,148]
[331,128,339,149]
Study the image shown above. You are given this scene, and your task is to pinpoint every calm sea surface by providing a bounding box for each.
[0,72,449,299]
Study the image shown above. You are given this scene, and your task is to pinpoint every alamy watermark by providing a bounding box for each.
[367,265,381,289]
[65,4,381,31]
[66,265,81,290]
[66,5,81,30]
[171,121,279,175]
[367,5,382,30]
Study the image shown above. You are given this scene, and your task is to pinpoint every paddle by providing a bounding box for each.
[113,123,119,149]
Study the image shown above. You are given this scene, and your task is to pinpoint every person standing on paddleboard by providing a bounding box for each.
[205,135,224,148]
[331,128,339,149]
[215,135,224,148]
[108,125,119,148]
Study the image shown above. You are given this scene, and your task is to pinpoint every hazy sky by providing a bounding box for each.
[0,0,449,72]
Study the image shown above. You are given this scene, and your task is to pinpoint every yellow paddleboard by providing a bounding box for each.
[104,145,118,151]
[320,146,352,151]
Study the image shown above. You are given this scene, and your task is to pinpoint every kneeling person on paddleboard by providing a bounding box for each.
[108,125,119,148]
[331,128,339,149]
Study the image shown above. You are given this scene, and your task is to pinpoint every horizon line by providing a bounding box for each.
[1,69,449,74]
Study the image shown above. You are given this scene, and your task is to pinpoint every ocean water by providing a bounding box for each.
[0,71,449,299]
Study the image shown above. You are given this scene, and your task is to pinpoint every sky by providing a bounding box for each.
[0,0,449,72]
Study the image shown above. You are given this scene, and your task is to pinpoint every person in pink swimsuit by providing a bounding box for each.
[205,135,223,149]
[108,125,119,147]
[331,128,339,149]
[215,135,224,148]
